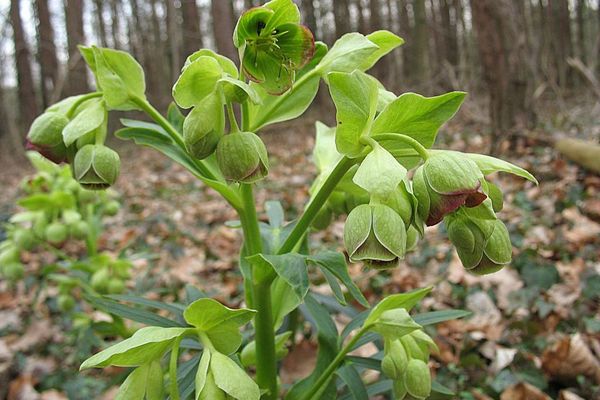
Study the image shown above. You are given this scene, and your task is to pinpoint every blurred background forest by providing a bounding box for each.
[1,1,600,400]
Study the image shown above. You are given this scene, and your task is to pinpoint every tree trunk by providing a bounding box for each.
[301,0,318,38]
[128,0,146,64]
[181,0,203,58]
[356,0,368,34]
[548,0,574,87]
[34,0,59,108]
[397,0,412,82]
[93,0,109,47]
[440,0,458,66]
[470,0,531,152]
[10,0,39,129]
[64,0,90,96]
[109,0,122,49]
[413,0,430,84]
[369,0,382,32]
[334,0,351,38]
[575,0,586,63]
[166,0,182,82]
[211,0,238,63]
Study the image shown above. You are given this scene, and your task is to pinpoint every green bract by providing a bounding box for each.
[216,132,269,183]
[73,144,120,190]
[234,0,315,94]
[26,112,70,163]
[343,204,406,269]
[183,94,225,160]
[195,349,260,400]
[413,151,487,226]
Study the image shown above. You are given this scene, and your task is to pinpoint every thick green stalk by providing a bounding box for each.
[299,327,369,400]
[130,96,218,181]
[240,184,278,399]
[169,336,183,400]
[277,156,355,255]
[85,204,98,256]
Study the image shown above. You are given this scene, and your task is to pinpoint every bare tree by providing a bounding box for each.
[165,0,182,82]
[64,0,90,95]
[34,0,60,108]
[470,0,531,152]
[181,0,203,58]
[211,0,238,62]
[93,0,109,47]
[413,0,430,84]
[334,0,351,38]
[10,0,39,129]
[301,0,318,36]
[109,0,122,49]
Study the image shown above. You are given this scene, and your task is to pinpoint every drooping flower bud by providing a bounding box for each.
[45,222,68,245]
[445,212,511,275]
[70,220,89,240]
[26,112,69,163]
[404,359,432,400]
[413,151,487,226]
[183,95,224,159]
[3,262,25,281]
[73,144,120,190]
[104,200,120,216]
[382,339,409,380]
[91,268,111,293]
[13,230,36,251]
[344,204,406,269]
[216,132,269,183]
[471,219,512,275]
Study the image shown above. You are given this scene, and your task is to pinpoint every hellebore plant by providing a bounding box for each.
[0,152,132,351]
[23,0,537,398]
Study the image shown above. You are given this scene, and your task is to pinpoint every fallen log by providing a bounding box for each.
[555,138,600,174]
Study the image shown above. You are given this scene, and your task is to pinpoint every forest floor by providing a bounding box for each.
[0,95,599,400]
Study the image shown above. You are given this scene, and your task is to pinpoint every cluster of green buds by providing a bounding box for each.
[382,329,437,400]
[0,152,120,282]
[172,48,270,183]
[26,47,125,190]
[88,254,131,295]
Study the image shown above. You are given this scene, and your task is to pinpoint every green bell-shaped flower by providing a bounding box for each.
[343,204,406,269]
[26,112,69,163]
[13,230,36,251]
[45,222,68,245]
[183,95,224,160]
[445,211,512,275]
[404,359,432,400]
[413,151,487,226]
[382,339,409,380]
[73,144,120,190]
[70,220,89,240]
[216,132,269,183]
[233,0,315,94]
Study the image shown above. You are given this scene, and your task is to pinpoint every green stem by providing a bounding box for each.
[130,95,217,181]
[299,327,369,400]
[85,203,97,256]
[370,133,430,161]
[239,184,278,399]
[169,336,183,400]
[226,103,241,133]
[66,92,103,119]
[277,156,355,255]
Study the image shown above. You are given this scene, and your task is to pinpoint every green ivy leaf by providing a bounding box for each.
[91,46,146,110]
[328,70,379,157]
[80,326,190,369]
[353,142,407,200]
